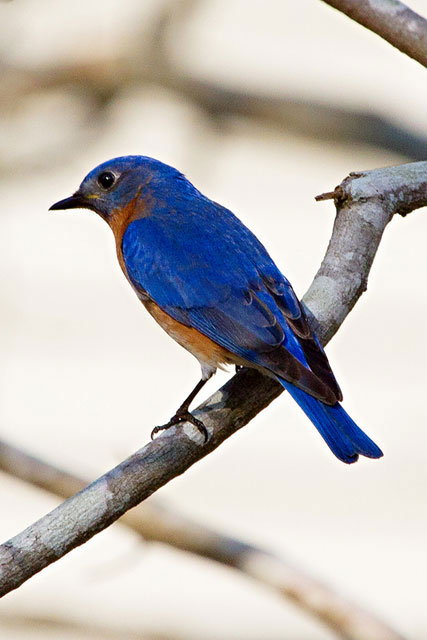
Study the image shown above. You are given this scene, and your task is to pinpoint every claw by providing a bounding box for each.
[151,411,209,443]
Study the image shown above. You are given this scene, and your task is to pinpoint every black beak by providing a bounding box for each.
[49,193,90,211]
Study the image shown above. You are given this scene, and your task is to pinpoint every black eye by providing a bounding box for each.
[97,171,116,190]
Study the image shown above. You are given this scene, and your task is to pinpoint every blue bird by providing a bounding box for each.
[50,156,383,464]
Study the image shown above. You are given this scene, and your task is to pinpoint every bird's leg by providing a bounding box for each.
[151,378,210,442]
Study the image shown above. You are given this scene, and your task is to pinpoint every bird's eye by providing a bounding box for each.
[97,171,116,190]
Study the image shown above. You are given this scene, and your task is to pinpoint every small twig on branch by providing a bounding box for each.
[0,440,404,640]
[315,190,335,201]
[0,161,426,631]
[321,0,427,68]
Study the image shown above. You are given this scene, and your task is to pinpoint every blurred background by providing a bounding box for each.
[0,0,426,638]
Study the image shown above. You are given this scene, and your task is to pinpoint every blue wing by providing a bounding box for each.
[121,204,340,403]
[121,201,382,464]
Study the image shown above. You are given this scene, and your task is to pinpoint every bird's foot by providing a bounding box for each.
[151,410,209,443]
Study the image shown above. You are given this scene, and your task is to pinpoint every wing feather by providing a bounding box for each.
[122,211,341,403]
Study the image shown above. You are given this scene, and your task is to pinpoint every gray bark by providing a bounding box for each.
[321,0,427,68]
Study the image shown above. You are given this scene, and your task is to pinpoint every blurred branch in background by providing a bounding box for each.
[0,438,404,640]
[1,0,426,175]
[321,0,427,68]
[0,611,166,640]
[1,161,426,637]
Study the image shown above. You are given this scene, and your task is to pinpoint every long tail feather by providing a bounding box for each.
[280,379,383,464]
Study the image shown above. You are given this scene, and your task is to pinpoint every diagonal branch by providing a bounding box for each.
[321,0,427,68]
[0,439,404,640]
[1,161,426,605]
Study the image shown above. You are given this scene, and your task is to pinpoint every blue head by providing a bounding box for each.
[49,155,197,220]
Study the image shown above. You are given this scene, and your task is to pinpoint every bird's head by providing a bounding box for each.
[49,155,188,222]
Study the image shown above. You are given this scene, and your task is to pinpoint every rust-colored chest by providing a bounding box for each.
[108,194,143,279]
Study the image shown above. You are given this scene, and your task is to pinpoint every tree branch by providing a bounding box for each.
[1,161,426,607]
[0,440,404,640]
[321,0,427,68]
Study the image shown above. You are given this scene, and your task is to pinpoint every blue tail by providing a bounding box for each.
[280,380,383,464]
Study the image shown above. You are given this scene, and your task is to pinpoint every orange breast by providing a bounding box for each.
[108,195,144,274]
[143,299,235,370]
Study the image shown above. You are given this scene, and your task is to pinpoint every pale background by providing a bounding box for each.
[0,1,426,638]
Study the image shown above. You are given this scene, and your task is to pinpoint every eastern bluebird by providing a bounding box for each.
[50,156,383,464]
